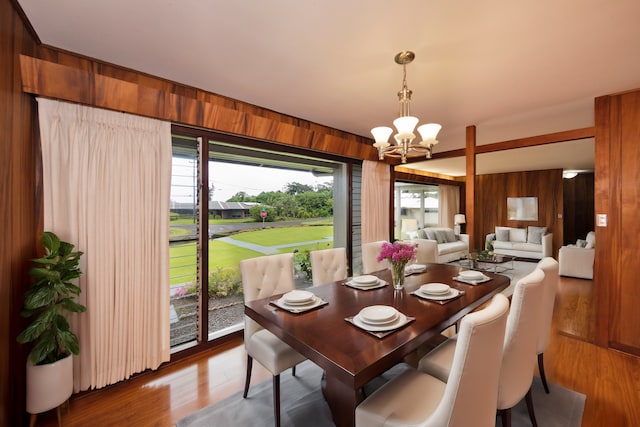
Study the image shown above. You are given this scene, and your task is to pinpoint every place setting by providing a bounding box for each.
[404,263,427,276]
[453,269,492,285]
[345,305,415,338]
[411,283,465,304]
[344,274,388,290]
[270,290,328,314]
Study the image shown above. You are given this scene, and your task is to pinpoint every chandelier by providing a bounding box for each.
[371,51,441,164]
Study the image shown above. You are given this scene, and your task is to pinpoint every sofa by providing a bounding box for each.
[486,226,552,260]
[558,231,595,279]
[408,227,469,264]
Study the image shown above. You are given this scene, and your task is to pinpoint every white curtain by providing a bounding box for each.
[438,184,460,228]
[37,98,172,391]
[361,160,391,244]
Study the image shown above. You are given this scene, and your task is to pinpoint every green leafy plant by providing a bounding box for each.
[208,267,242,298]
[294,249,312,282]
[17,232,86,365]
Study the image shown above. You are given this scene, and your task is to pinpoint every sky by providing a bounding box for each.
[171,159,333,204]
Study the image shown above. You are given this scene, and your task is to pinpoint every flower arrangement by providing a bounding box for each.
[377,241,417,289]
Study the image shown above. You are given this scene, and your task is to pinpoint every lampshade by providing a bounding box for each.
[454,214,466,224]
[417,123,442,146]
[393,116,419,140]
[371,126,393,148]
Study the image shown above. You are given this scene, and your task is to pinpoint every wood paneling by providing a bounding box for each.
[19,52,378,162]
[596,90,640,355]
[1,1,40,426]
[474,169,563,254]
[562,173,595,245]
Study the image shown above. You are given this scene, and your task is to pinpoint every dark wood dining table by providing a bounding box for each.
[244,263,509,427]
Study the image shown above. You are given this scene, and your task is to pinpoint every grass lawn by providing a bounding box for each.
[169,224,334,285]
[232,225,333,245]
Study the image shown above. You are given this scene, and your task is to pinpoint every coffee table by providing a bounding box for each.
[460,253,516,273]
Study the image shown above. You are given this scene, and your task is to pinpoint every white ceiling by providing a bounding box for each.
[17,0,640,176]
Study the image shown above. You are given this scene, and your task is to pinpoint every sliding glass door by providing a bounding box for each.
[169,127,351,350]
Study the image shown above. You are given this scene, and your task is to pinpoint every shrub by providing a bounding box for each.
[294,249,312,282]
[208,267,242,298]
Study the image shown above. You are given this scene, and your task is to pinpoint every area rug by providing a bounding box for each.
[176,360,585,427]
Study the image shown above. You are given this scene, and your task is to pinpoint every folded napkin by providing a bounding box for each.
[453,275,491,285]
[345,315,415,338]
[270,296,328,314]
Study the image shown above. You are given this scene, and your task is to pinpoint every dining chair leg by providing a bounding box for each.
[499,408,511,427]
[273,374,281,427]
[525,387,538,427]
[243,355,253,398]
[538,353,550,393]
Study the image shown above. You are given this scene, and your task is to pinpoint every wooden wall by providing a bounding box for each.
[594,89,640,356]
[474,169,563,255]
[1,0,40,425]
[563,172,595,245]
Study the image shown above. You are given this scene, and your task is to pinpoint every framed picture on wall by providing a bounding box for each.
[507,197,538,221]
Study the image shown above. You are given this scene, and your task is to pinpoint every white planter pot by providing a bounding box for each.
[26,353,73,414]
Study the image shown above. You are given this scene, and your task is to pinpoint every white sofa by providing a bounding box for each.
[486,226,552,260]
[409,227,469,264]
[558,231,595,279]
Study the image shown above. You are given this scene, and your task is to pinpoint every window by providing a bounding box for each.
[394,182,439,239]
[169,126,352,351]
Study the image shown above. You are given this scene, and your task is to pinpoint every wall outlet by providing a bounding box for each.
[596,214,607,227]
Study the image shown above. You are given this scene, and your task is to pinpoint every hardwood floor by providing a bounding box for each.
[34,275,640,427]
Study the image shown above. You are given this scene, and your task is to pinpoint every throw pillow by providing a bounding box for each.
[434,230,448,244]
[444,229,457,242]
[527,226,547,244]
[575,239,587,248]
[425,229,437,240]
[510,228,527,243]
[417,229,428,239]
[585,241,594,249]
[496,228,510,242]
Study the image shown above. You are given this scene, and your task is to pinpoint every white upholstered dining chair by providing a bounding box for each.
[239,253,307,427]
[355,293,510,427]
[309,247,348,286]
[535,257,559,394]
[361,240,390,274]
[418,268,545,427]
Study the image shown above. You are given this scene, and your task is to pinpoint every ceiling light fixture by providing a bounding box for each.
[371,51,441,164]
[563,171,578,179]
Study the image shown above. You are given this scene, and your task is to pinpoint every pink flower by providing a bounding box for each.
[376,241,416,266]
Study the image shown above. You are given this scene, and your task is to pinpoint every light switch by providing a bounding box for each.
[596,214,607,227]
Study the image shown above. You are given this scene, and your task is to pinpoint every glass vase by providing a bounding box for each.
[391,263,406,290]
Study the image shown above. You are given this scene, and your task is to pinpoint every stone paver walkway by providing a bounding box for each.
[217,236,333,255]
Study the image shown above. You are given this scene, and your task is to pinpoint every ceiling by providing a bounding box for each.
[17,1,640,176]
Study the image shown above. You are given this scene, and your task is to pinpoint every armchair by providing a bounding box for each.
[558,231,595,279]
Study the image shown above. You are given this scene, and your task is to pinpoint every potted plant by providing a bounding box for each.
[16,231,86,417]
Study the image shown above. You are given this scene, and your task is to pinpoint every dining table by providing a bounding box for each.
[244,262,510,427]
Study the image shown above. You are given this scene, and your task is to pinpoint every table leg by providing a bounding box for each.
[322,374,360,427]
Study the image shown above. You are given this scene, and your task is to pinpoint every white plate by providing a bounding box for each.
[349,279,381,288]
[459,270,484,280]
[417,289,459,301]
[359,305,398,323]
[360,312,399,325]
[420,283,451,295]
[353,313,408,331]
[283,290,314,304]
[353,275,379,284]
